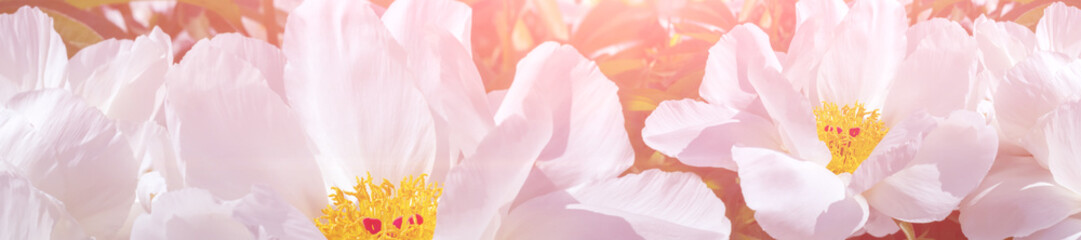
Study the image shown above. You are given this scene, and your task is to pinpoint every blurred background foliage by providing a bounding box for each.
[3,0,1077,239]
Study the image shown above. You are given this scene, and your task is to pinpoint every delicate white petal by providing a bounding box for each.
[382,0,493,170]
[1026,99,1081,193]
[121,122,182,195]
[863,111,998,222]
[642,99,779,170]
[164,39,326,217]
[0,6,67,102]
[436,115,553,240]
[4,89,138,238]
[995,51,1081,149]
[67,27,172,122]
[229,186,326,240]
[863,208,900,237]
[849,112,938,194]
[131,188,254,240]
[1019,215,1081,240]
[136,171,167,212]
[884,19,979,124]
[733,147,867,240]
[745,57,831,165]
[699,24,779,110]
[814,0,906,108]
[973,16,1036,78]
[786,0,848,94]
[0,171,87,240]
[494,42,633,190]
[283,0,437,187]
[960,155,1081,239]
[1036,2,1081,58]
[499,170,730,239]
[207,33,287,101]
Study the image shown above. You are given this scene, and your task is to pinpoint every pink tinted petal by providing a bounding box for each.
[849,112,938,194]
[864,111,998,223]
[786,0,848,94]
[1026,100,1081,194]
[642,99,779,170]
[435,115,553,240]
[884,19,979,125]
[699,24,779,111]
[973,16,1036,78]
[995,51,1081,149]
[164,39,326,217]
[1036,2,1081,58]
[733,147,866,239]
[67,27,172,122]
[746,57,831,165]
[494,42,633,190]
[863,208,900,237]
[0,7,67,102]
[0,171,86,240]
[1019,215,1081,240]
[283,0,437,186]
[815,0,906,108]
[207,33,287,101]
[960,155,1081,239]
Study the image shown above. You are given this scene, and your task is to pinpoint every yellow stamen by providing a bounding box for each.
[315,173,441,239]
[813,102,889,174]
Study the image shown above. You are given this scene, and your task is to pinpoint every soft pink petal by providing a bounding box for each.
[229,186,326,240]
[381,0,472,53]
[746,56,831,165]
[849,112,938,193]
[499,170,730,239]
[973,16,1036,78]
[493,42,633,190]
[785,0,848,94]
[67,27,172,122]
[207,33,286,101]
[863,111,998,223]
[1025,99,1081,194]
[699,24,779,110]
[4,89,138,238]
[814,0,906,108]
[283,0,437,187]
[435,115,553,240]
[960,155,1081,239]
[163,39,326,217]
[733,147,867,239]
[883,19,979,125]
[642,99,779,170]
[130,188,254,240]
[863,208,900,237]
[994,51,1081,149]
[1019,214,1081,240]
[0,171,86,240]
[1036,2,1081,58]
[0,6,67,102]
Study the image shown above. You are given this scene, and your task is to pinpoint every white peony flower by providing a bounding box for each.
[0,7,67,103]
[642,0,999,238]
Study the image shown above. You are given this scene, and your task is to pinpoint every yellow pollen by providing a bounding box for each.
[315,173,442,239]
[813,102,889,174]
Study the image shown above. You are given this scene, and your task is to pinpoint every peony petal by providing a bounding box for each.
[862,208,900,237]
[814,0,906,108]
[4,89,138,238]
[973,16,1036,78]
[283,0,437,187]
[67,27,172,122]
[733,147,866,239]
[435,115,553,240]
[786,0,848,94]
[849,112,938,194]
[994,51,1081,149]
[493,42,633,190]
[499,170,730,239]
[699,24,779,110]
[382,0,493,171]
[0,171,86,240]
[746,56,832,165]
[863,111,998,223]
[130,188,254,240]
[642,99,779,170]
[0,6,67,102]
[884,19,979,125]
[164,39,326,217]
[229,186,326,240]
[1026,99,1081,194]
[206,33,287,101]
[959,155,1081,239]
[1036,2,1081,58]
[1019,214,1081,240]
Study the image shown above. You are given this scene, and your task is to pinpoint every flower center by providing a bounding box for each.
[315,173,442,239]
[812,102,889,174]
